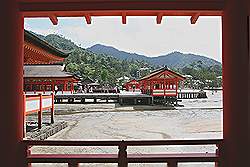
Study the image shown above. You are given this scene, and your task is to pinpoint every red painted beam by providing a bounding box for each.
[84,14,91,24]
[190,13,200,24]
[156,13,163,24]
[49,15,58,25]
[122,12,126,24]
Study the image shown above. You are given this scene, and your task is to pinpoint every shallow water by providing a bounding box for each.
[30,90,223,167]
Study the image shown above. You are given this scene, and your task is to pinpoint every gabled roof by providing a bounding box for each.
[81,76,95,84]
[138,66,185,81]
[24,64,78,79]
[117,76,130,81]
[125,79,140,85]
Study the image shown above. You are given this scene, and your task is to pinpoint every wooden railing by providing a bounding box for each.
[24,93,55,131]
[25,90,73,95]
[152,89,177,96]
[177,91,207,99]
[23,139,223,167]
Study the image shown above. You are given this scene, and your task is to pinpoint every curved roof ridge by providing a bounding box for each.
[24,30,72,58]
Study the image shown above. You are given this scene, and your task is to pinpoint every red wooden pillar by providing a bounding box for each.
[43,81,45,94]
[164,74,166,96]
[118,141,128,167]
[34,84,38,94]
[0,0,26,166]
[68,162,79,167]
[222,0,249,166]
[168,161,177,167]
[52,81,55,92]
[23,93,26,138]
[152,80,155,94]
[175,80,178,96]
[38,94,43,129]
[149,80,152,94]
[64,81,67,91]
[71,82,74,94]
[62,81,66,94]
[51,93,55,124]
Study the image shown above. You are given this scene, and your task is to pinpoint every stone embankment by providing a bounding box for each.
[26,122,68,140]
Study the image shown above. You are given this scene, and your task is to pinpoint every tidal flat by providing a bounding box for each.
[29,90,222,167]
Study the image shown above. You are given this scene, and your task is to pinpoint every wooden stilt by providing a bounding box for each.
[168,161,177,167]
[68,162,79,167]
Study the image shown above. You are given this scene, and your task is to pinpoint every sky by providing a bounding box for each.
[25,16,222,62]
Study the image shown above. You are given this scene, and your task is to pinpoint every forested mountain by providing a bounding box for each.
[40,33,153,85]
[88,44,221,69]
[87,44,149,62]
[30,31,222,87]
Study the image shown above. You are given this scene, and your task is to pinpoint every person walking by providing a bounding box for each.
[55,85,58,94]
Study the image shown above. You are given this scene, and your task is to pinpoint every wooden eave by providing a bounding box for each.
[24,30,72,64]
[25,30,70,58]
[24,76,80,82]
[24,41,65,64]
[126,79,139,84]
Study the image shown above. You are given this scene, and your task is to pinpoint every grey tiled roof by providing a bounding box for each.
[24,65,74,78]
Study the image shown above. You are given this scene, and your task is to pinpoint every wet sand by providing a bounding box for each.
[30,90,223,167]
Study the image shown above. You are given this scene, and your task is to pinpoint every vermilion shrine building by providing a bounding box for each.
[23,30,77,134]
[139,67,185,97]
[124,67,185,97]
[24,64,79,94]
[1,0,249,167]
[123,79,141,92]
[24,30,79,94]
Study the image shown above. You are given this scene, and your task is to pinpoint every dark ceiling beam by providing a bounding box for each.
[20,0,224,16]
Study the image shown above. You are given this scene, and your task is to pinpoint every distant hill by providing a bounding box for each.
[88,44,149,62]
[29,31,154,84]
[26,30,222,87]
[88,44,221,69]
